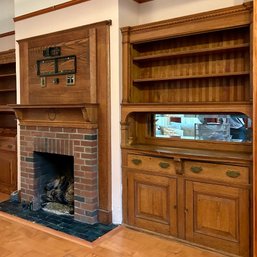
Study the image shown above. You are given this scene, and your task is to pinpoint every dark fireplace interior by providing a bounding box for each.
[33,152,74,215]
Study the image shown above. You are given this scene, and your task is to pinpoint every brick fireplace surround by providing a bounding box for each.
[20,125,98,224]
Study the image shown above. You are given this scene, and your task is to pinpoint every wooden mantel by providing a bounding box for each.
[9,104,98,129]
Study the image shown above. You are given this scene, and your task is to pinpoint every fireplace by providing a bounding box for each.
[33,152,74,214]
[13,21,112,225]
[20,124,99,224]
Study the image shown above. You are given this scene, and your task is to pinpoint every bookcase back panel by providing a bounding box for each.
[132,77,250,103]
[130,26,250,104]
[133,27,249,57]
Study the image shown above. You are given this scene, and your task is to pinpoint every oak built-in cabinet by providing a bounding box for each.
[0,50,17,194]
[121,3,253,257]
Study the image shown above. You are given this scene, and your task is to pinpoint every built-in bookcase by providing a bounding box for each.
[0,49,17,194]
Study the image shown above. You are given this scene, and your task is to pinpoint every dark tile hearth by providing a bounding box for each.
[0,200,116,242]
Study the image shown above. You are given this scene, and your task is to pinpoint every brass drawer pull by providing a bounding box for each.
[226,170,240,178]
[159,162,170,169]
[132,159,142,165]
[190,166,202,173]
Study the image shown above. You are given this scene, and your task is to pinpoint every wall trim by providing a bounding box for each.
[0,31,15,38]
[14,0,91,22]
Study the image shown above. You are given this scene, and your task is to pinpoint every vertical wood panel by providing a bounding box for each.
[253,1,257,256]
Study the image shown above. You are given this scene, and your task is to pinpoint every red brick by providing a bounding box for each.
[26,126,37,130]
[63,128,77,133]
[73,140,81,146]
[42,132,56,138]
[77,128,96,134]
[81,141,97,147]
[50,127,63,132]
[81,153,97,159]
[37,127,49,131]
[84,147,97,153]
[74,159,85,165]
[74,146,84,152]
[70,134,84,140]
[76,183,87,190]
[74,171,86,177]
[85,159,97,166]
[81,202,98,211]
[81,166,97,172]
[56,133,69,139]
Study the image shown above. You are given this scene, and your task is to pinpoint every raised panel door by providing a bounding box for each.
[127,171,177,236]
[185,181,249,257]
[0,151,17,194]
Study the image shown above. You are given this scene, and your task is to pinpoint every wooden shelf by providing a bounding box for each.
[0,73,16,78]
[0,105,15,112]
[0,89,16,93]
[133,71,250,83]
[133,44,250,62]
[121,102,252,122]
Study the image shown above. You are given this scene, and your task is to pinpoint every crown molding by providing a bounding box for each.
[0,31,15,38]
[14,0,90,22]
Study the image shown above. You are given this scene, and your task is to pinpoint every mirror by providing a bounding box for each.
[153,114,252,142]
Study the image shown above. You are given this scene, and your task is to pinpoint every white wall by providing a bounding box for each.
[138,0,251,24]
[0,0,15,51]
[14,0,70,16]
[0,35,15,52]
[0,0,14,33]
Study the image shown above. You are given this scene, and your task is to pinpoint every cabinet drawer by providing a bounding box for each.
[0,140,16,151]
[184,161,249,184]
[127,154,176,175]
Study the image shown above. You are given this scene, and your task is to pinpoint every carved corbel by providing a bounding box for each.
[81,106,98,123]
[14,110,23,121]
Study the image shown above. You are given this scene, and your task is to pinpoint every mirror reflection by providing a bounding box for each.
[153,114,252,142]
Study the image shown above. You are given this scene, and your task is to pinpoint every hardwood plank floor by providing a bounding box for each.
[0,213,228,257]
[0,194,227,257]
[0,192,10,202]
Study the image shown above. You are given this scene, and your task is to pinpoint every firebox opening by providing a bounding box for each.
[33,151,74,215]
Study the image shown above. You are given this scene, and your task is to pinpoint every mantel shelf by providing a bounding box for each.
[9,103,99,129]
[121,102,252,122]
[9,103,98,109]
[133,71,250,83]
[133,43,250,62]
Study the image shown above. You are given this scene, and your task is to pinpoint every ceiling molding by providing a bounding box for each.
[14,0,90,22]
[0,31,15,38]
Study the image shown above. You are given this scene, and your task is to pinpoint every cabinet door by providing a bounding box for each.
[0,151,17,194]
[127,171,177,236]
[185,181,249,257]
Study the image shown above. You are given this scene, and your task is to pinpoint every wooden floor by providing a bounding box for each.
[0,193,227,257]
